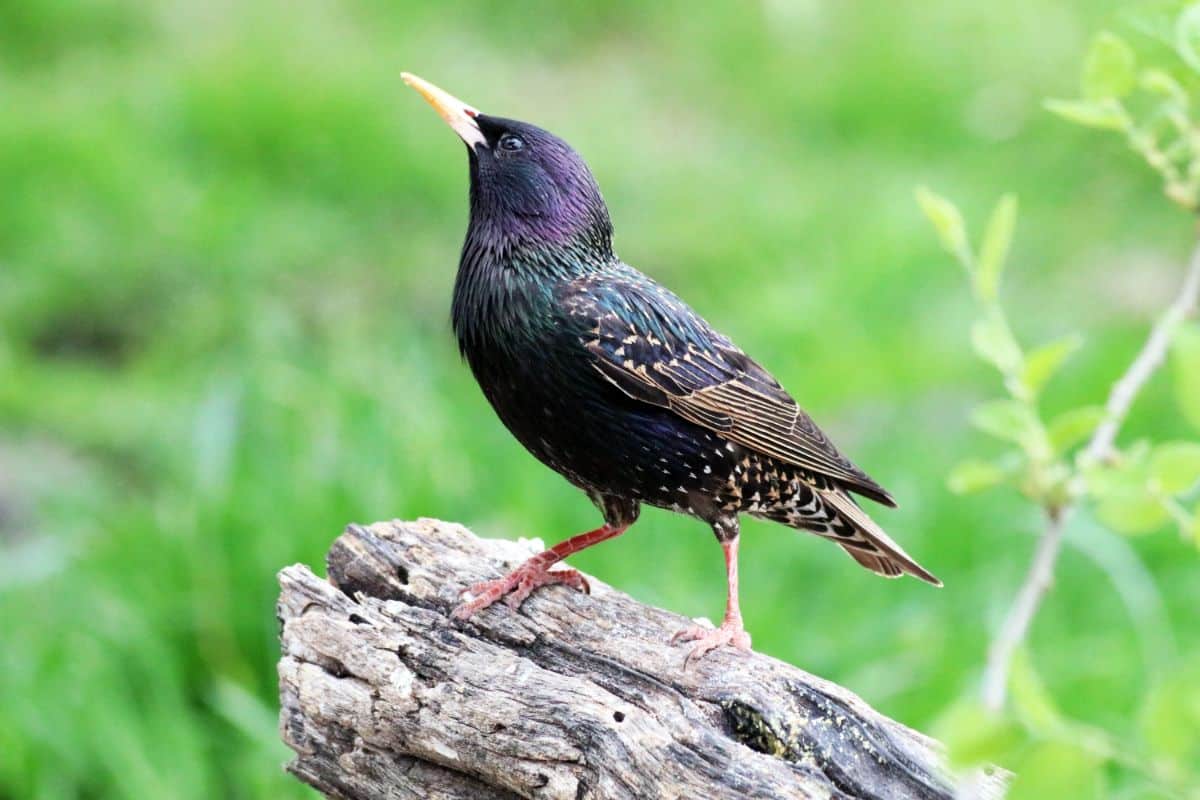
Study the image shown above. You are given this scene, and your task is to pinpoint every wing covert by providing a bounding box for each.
[565,271,896,506]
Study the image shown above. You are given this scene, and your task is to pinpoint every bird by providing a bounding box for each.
[402,73,940,663]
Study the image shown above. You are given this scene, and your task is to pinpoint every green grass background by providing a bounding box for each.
[2,1,1198,797]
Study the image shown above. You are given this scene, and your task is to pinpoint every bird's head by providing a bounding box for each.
[403,73,613,258]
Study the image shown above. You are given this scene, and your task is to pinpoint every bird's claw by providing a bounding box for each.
[453,564,590,619]
[671,619,752,667]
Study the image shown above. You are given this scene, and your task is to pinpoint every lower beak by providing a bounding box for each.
[401,73,488,150]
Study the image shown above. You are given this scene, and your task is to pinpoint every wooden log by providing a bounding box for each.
[277,519,1008,799]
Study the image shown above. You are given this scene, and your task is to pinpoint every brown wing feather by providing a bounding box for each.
[587,335,897,506]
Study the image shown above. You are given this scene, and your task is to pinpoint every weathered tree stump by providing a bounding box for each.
[277,519,1007,799]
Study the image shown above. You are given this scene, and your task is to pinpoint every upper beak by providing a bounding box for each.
[401,73,488,150]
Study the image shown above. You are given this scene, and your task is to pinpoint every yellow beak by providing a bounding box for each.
[401,72,487,149]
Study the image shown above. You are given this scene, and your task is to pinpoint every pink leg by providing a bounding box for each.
[672,535,753,665]
[452,523,630,619]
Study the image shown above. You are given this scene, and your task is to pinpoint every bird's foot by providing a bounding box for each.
[671,617,752,666]
[452,560,590,619]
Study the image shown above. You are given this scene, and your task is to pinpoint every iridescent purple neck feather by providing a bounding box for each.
[453,114,616,355]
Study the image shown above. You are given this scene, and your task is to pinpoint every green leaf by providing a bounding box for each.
[1020,334,1082,397]
[1171,322,1200,432]
[970,399,1032,440]
[1084,463,1121,497]
[915,186,970,266]
[1008,649,1064,735]
[1084,442,1151,496]
[1007,741,1106,800]
[970,399,1049,458]
[947,459,1011,494]
[971,308,1023,376]
[1095,486,1170,535]
[1044,97,1130,130]
[1141,68,1189,107]
[934,700,1023,768]
[1082,32,1137,99]
[1048,406,1105,453]
[1139,662,1200,765]
[1149,441,1200,494]
[975,194,1017,303]
[1177,2,1200,74]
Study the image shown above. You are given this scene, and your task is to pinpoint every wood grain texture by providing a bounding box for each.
[277,519,1008,799]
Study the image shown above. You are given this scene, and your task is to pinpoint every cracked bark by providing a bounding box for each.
[278,519,1009,799]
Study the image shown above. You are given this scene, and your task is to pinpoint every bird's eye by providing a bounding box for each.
[498,134,525,152]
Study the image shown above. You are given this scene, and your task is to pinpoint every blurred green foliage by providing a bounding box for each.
[924,14,1200,796]
[2,0,1199,797]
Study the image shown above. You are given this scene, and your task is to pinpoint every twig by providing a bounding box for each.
[980,508,1067,710]
[1083,239,1200,465]
[980,237,1200,711]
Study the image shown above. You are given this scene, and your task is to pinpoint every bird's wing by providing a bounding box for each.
[562,270,896,506]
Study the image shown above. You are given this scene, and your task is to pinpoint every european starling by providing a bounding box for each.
[403,73,940,662]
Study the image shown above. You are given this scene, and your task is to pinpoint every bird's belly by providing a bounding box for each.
[479,366,737,511]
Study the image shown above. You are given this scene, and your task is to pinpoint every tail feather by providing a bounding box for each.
[819,488,942,586]
[841,545,905,578]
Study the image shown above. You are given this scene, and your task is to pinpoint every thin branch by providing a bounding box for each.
[1083,238,1200,465]
[981,236,1200,712]
[981,508,1067,711]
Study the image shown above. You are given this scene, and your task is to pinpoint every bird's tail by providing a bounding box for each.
[759,481,941,586]
[818,488,941,586]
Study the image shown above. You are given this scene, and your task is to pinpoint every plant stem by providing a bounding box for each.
[1083,240,1200,465]
[980,236,1200,711]
[981,507,1067,711]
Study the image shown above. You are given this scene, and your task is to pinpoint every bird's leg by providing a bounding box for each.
[672,529,753,665]
[452,523,629,619]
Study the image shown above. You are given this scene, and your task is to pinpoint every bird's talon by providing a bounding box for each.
[503,586,529,609]
[670,622,712,646]
[461,581,490,598]
[452,564,589,619]
[672,620,752,666]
